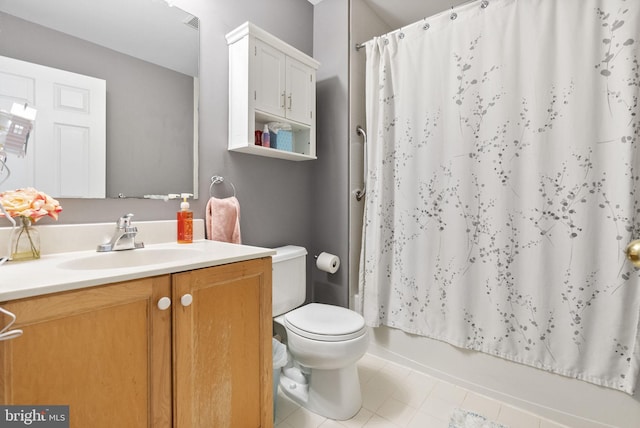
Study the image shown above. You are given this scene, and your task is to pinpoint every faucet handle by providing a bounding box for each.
[117,213,134,228]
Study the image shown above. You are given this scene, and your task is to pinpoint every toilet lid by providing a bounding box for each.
[284,303,366,342]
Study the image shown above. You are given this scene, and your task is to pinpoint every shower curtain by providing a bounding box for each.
[359,0,640,393]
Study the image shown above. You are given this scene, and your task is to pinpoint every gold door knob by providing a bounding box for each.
[625,240,640,267]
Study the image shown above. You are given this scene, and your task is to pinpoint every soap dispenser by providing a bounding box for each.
[261,124,270,148]
[177,193,193,244]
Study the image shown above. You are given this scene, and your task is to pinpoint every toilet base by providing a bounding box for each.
[279,364,362,421]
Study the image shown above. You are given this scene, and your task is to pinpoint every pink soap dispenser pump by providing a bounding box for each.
[261,124,270,148]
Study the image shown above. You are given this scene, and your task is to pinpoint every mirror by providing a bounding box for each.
[0,0,199,199]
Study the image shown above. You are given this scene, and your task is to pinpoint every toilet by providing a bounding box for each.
[272,245,369,421]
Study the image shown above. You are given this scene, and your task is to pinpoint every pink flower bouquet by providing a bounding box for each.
[0,187,62,222]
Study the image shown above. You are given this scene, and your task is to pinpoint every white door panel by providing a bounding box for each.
[0,70,35,189]
[254,40,285,117]
[57,125,90,197]
[0,55,106,198]
[286,58,313,125]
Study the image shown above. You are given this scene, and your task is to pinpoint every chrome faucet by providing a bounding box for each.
[97,213,144,252]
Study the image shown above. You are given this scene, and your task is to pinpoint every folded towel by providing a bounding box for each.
[206,196,241,244]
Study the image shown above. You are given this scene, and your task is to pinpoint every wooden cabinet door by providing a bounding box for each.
[0,276,172,428]
[254,40,286,118]
[285,57,314,126]
[173,257,272,428]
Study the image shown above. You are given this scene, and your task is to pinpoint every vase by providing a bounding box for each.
[10,216,40,261]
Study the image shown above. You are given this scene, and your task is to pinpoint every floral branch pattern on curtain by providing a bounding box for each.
[359,0,640,393]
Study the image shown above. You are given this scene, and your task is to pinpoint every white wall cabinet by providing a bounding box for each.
[226,22,320,161]
[254,40,315,126]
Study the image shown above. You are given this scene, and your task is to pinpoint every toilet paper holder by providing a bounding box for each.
[314,252,341,274]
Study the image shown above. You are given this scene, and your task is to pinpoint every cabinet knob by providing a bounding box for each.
[181,293,193,307]
[157,297,171,311]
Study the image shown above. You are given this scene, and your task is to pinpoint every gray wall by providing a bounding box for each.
[311,0,350,307]
[172,0,316,265]
[2,0,354,307]
[1,0,315,252]
[0,12,194,198]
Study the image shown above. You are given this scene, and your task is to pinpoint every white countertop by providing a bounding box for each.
[0,238,275,302]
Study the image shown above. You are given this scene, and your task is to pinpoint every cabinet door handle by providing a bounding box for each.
[181,293,193,307]
[287,94,292,110]
[281,91,286,109]
[157,297,172,311]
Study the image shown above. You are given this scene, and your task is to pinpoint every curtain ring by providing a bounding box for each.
[450,7,458,20]
[423,22,430,30]
[399,32,405,40]
[481,0,489,8]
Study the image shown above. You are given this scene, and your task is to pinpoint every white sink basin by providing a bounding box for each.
[57,248,203,270]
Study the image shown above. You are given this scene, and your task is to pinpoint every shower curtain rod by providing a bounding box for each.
[355,0,490,51]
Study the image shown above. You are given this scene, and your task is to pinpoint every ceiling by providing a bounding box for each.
[308,0,471,30]
[0,0,199,76]
[2,0,471,75]
[362,0,470,29]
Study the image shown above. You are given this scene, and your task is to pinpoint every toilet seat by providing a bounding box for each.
[284,303,366,342]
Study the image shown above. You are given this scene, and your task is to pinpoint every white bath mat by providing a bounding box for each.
[448,408,508,428]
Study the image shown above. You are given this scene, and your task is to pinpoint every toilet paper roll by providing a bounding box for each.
[316,252,340,274]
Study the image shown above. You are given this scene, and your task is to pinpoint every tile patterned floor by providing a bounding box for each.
[274,353,569,428]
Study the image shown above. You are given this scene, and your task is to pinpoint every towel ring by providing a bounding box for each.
[209,175,236,198]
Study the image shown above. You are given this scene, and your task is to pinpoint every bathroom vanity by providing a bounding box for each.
[0,223,275,428]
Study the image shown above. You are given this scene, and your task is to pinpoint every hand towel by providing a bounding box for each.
[206,196,241,244]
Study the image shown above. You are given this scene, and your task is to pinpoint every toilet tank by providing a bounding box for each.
[272,245,307,317]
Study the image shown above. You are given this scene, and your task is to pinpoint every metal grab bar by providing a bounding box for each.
[354,126,367,201]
